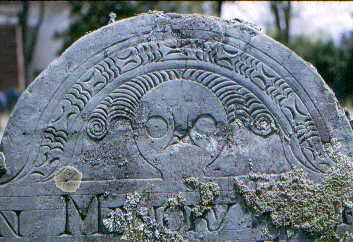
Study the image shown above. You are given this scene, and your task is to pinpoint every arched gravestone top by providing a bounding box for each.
[0,13,352,240]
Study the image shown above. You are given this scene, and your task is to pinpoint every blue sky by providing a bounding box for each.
[221,1,353,43]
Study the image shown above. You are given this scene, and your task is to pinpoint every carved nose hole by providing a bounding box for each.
[166,127,192,148]
[0,152,6,178]
[174,129,188,139]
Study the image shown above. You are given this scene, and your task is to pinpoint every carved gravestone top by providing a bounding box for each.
[0,13,352,241]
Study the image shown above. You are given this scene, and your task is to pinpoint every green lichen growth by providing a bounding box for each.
[234,139,353,241]
[103,192,184,241]
[166,192,186,209]
[184,177,221,217]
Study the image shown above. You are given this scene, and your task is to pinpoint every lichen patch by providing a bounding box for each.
[103,192,185,241]
[234,139,353,241]
[184,177,221,218]
[54,166,82,192]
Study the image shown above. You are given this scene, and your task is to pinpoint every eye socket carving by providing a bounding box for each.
[145,116,168,138]
[193,114,217,135]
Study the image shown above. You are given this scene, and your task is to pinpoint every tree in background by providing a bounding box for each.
[58,1,219,54]
[268,2,352,105]
[288,36,347,101]
[341,29,353,106]
[18,1,45,88]
[58,2,138,52]
[341,13,353,105]
[269,1,291,45]
[59,2,352,106]
[215,0,223,17]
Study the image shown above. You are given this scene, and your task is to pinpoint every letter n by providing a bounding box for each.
[0,210,22,238]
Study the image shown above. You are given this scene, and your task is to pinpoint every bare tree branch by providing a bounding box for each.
[270,1,291,45]
[216,0,223,17]
[18,1,45,87]
[284,1,291,44]
[270,2,281,35]
[28,2,45,71]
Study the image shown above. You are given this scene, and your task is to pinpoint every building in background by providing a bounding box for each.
[0,2,71,92]
[0,2,70,137]
[0,3,21,92]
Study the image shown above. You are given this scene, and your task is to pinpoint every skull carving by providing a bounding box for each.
[132,79,228,179]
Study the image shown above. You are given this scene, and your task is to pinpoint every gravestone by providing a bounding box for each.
[0,12,353,241]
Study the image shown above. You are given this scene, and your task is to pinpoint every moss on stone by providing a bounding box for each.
[234,139,353,241]
[166,192,186,209]
[184,177,221,217]
[103,192,185,241]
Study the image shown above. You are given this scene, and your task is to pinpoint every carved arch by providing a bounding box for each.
[87,68,277,141]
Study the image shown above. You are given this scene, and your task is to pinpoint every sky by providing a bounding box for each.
[221,1,353,43]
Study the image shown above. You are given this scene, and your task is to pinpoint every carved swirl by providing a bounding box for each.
[87,117,108,140]
[40,35,328,174]
[251,114,276,137]
[89,68,278,142]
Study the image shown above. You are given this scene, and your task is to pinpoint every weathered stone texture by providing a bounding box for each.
[0,13,352,241]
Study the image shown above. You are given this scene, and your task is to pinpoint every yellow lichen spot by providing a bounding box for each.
[54,166,82,192]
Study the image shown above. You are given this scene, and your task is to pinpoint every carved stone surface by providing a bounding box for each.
[0,13,352,241]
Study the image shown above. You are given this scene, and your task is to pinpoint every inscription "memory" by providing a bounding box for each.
[0,195,245,239]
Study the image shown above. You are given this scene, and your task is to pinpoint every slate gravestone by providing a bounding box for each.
[0,13,353,241]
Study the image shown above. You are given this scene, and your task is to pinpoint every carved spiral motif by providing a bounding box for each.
[250,114,276,137]
[87,117,108,140]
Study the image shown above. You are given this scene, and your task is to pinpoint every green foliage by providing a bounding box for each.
[57,1,216,54]
[288,36,349,102]
[183,177,221,218]
[57,1,139,53]
[266,5,353,105]
[103,192,184,241]
[59,2,352,105]
[342,46,353,103]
